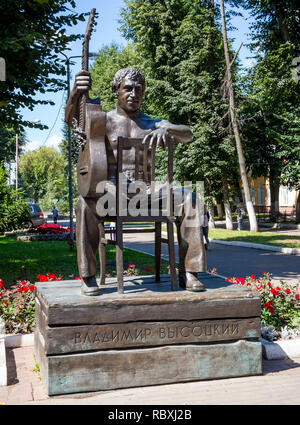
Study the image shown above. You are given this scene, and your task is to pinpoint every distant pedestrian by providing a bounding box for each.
[235,204,245,231]
[202,206,210,250]
[52,206,58,224]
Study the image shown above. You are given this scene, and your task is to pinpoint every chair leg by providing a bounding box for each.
[116,218,124,294]
[99,222,106,286]
[155,222,161,282]
[167,220,178,291]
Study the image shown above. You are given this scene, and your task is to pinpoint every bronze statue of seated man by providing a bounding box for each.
[65,67,207,296]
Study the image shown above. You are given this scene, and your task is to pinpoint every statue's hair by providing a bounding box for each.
[112,67,145,94]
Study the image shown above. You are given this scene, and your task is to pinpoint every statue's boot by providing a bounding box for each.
[179,271,205,292]
[81,276,101,296]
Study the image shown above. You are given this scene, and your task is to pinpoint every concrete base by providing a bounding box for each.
[34,274,262,396]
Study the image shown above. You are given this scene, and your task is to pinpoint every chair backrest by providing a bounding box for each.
[117,137,174,217]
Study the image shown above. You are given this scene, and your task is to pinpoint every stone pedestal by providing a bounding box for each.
[34,274,262,396]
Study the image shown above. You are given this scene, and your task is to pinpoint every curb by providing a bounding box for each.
[209,238,300,255]
[0,319,6,386]
[260,337,300,360]
[5,333,35,348]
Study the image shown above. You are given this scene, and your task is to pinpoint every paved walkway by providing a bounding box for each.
[0,346,300,405]
[0,347,300,405]
[123,232,300,286]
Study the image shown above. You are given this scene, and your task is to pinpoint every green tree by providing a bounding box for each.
[0,166,29,233]
[0,0,85,128]
[0,127,26,164]
[18,147,66,204]
[119,0,239,221]
[238,0,300,220]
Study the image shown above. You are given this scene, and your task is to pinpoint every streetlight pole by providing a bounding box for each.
[61,53,81,242]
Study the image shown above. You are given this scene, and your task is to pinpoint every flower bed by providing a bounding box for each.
[30,223,71,234]
[1,271,299,336]
[0,264,154,334]
[17,223,72,242]
[225,272,300,332]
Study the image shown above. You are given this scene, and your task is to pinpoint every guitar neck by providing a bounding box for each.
[79,40,89,131]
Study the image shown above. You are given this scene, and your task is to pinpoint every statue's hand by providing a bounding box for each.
[73,70,92,96]
[142,127,170,150]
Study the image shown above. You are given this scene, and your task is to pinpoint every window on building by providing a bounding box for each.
[258,185,264,206]
[280,186,289,206]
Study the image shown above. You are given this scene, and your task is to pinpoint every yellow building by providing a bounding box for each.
[239,176,299,215]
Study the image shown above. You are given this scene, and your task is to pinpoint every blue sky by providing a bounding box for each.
[22,0,254,152]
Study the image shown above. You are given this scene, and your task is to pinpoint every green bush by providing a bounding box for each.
[225,273,300,331]
[0,166,30,233]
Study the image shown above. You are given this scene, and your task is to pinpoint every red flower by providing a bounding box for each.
[276,286,281,291]
[267,282,271,287]
[18,287,23,293]
[57,277,62,281]
[3,300,8,307]
[263,271,266,274]
[128,264,135,268]
[256,282,263,290]
[236,277,245,285]
[29,284,35,292]
[285,288,291,294]
[145,268,153,273]
[295,294,300,300]
[271,288,279,296]
[0,279,4,290]
[268,306,275,314]
[250,274,255,280]
[22,286,28,293]
[264,301,272,307]
[75,277,81,280]
[0,291,2,298]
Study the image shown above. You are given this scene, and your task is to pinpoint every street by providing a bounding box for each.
[55,218,300,285]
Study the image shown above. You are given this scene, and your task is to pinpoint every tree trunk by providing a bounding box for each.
[272,4,291,42]
[207,201,215,229]
[269,168,280,223]
[216,202,224,220]
[222,175,233,230]
[220,0,258,232]
[295,190,300,223]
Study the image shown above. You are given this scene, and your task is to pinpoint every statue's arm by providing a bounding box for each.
[155,119,193,144]
[65,71,91,126]
[65,87,80,126]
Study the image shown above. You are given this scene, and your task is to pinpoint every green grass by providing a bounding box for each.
[208,228,300,249]
[0,235,169,289]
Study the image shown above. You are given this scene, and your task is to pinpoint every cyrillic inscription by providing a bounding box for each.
[70,319,251,351]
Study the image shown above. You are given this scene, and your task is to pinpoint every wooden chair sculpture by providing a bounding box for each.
[98,136,178,294]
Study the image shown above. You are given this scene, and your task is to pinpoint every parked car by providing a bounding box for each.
[26,203,45,228]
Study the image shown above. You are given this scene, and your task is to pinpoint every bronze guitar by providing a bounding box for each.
[75,8,107,198]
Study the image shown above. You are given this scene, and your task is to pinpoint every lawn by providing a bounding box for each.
[0,235,169,288]
[208,228,300,249]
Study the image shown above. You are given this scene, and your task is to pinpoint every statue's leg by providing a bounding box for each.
[75,196,101,296]
[174,188,207,292]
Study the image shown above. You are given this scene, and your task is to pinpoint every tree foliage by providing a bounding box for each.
[0,166,29,234]
[0,0,85,128]
[239,0,300,190]
[0,126,26,164]
[119,0,239,201]
[18,147,66,204]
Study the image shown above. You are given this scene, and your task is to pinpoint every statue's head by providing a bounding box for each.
[112,67,145,113]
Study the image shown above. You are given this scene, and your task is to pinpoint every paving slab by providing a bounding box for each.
[0,345,300,405]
